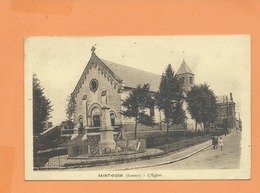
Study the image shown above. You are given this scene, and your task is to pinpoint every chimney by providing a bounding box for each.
[230,93,233,101]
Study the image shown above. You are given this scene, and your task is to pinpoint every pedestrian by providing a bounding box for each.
[212,136,215,149]
[219,137,224,150]
[212,136,218,149]
[214,136,218,149]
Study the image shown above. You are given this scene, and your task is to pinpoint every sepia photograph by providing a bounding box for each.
[24,36,251,180]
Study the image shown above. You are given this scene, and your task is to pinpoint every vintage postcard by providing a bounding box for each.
[24,36,251,180]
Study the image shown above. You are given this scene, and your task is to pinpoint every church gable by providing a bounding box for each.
[72,50,123,99]
[72,50,124,127]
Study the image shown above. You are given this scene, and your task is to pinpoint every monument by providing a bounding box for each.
[98,104,116,153]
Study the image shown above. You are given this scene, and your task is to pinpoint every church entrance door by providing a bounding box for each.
[91,107,101,127]
[93,115,101,127]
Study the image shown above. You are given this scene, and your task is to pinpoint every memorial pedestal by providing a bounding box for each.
[98,104,116,153]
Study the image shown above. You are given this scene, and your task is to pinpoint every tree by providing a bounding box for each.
[186,83,217,132]
[155,64,186,136]
[66,94,77,129]
[121,84,155,139]
[33,74,53,135]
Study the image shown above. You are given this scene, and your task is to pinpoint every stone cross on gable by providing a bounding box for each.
[91,46,96,53]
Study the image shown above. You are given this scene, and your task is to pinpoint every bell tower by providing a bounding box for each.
[176,59,195,95]
[176,59,200,131]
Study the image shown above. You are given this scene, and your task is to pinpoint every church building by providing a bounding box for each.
[71,47,197,132]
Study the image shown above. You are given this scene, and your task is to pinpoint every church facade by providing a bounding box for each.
[71,47,198,132]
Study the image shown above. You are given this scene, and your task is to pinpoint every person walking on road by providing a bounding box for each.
[212,136,218,149]
[212,136,215,149]
[219,137,224,150]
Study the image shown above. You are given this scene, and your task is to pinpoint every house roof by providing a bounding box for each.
[100,59,161,92]
[177,60,193,75]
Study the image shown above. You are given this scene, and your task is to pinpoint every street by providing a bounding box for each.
[67,132,241,171]
[143,132,241,170]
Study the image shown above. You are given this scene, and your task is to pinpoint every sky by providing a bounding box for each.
[25,36,250,125]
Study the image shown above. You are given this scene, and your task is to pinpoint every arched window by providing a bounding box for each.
[110,112,116,126]
[92,107,101,127]
[78,116,84,134]
[189,76,193,84]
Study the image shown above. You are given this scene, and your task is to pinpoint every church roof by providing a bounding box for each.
[177,60,194,75]
[101,59,161,92]
[72,49,196,96]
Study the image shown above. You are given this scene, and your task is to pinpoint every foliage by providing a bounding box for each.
[66,94,77,129]
[121,84,156,139]
[33,74,53,135]
[155,64,186,135]
[186,83,217,131]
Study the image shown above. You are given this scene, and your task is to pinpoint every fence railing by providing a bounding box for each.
[158,135,212,153]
